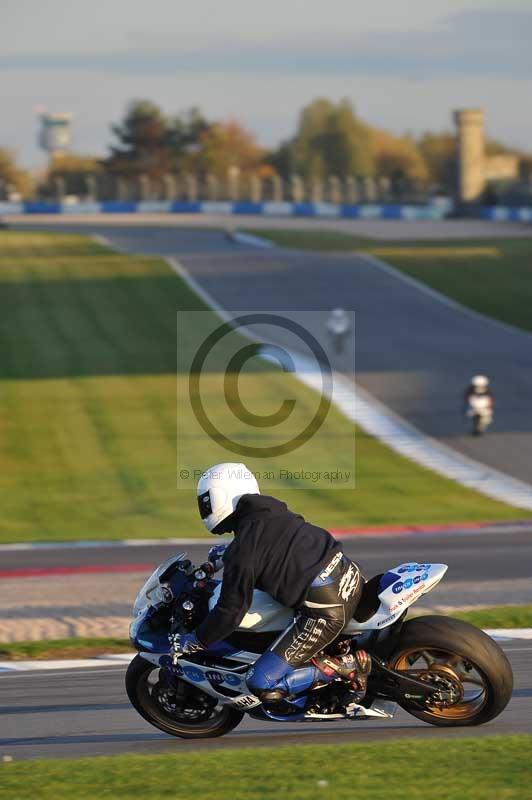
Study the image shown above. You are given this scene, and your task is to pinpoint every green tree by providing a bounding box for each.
[417,132,456,189]
[372,129,429,184]
[107,100,172,178]
[187,119,263,178]
[167,107,210,168]
[0,148,33,199]
[289,98,374,179]
[107,100,210,179]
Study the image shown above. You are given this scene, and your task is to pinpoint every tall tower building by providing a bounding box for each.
[454,109,485,203]
[38,111,73,160]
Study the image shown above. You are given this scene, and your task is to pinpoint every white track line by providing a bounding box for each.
[166,254,532,511]
[229,231,275,248]
[294,352,532,510]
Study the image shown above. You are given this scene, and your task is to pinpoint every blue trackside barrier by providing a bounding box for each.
[381,205,403,220]
[479,206,532,222]
[232,202,263,214]
[341,205,360,218]
[0,200,496,221]
[23,202,62,214]
[100,201,137,213]
[293,202,317,216]
[169,201,202,213]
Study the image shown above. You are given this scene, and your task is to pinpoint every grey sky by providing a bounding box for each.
[2,0,531,167]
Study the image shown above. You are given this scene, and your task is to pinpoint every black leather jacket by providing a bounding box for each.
[196,494,341,646]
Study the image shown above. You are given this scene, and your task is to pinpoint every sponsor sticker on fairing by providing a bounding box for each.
[233,694,262,709]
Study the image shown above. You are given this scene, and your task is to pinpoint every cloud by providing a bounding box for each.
[0,9,531,79]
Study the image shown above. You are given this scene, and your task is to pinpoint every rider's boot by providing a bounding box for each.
[312,649,372,696]
[252,650,372,714]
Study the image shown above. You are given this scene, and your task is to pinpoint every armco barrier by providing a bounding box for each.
[2,200,530,222]
[479,206,532,222]
[0,200,450,220]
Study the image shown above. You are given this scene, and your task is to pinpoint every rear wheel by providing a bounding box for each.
[126,655,244,739]
[388,615,513,726]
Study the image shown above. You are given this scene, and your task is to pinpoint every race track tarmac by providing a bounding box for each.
[1,528,532,605]
[1,641,530,760]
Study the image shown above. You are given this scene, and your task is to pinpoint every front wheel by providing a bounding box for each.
[126,654,244,739]
[388,615,513,726]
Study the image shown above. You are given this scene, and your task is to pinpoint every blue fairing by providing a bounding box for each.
[379,571,401,592]
[130,602,238,658]
[130,606,172,653]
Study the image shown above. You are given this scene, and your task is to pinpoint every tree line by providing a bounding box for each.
[0,97,526,200]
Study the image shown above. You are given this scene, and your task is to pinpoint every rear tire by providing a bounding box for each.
[126,654,244,739]
[388,615,513,726]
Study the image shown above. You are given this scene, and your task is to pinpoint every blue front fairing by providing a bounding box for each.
[131,603,242,658]
[130,570,234,658]
[130,604,173,653]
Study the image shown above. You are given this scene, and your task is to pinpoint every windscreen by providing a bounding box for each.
[132,552,186,615]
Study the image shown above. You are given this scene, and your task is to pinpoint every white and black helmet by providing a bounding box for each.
[197,462,260,533]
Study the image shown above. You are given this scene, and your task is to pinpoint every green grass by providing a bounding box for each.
[0,232,524,543]
[0,637,131,660]
[247,228,373,250]
[452,604,532,629]
[247,229,532,332]
[1,737,531,799]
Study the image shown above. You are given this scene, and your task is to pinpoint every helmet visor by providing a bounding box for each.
[197,490,213,520]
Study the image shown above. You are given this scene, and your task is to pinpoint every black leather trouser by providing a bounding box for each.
[271,553,363,668]
[247,553,363,697]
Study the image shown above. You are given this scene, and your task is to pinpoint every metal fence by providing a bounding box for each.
[43,172,432,205]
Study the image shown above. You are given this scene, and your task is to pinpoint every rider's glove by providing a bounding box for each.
[169,631,204,662]
[207,543,227,573]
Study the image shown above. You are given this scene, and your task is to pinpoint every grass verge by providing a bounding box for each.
[0,737,531,799]
[0,231,524,543]
[0,637,132,661]
[246,229,532,332]
[2,604,531,660]
[451,604,532,629]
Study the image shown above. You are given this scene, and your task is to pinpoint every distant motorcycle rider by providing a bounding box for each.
[169,462,370,708]
[326,308,351,355]
[463,375,494,435]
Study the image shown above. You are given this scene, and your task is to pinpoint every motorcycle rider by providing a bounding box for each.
[463,375,494,431]
[170,462,371,709]
[326,308,351,355]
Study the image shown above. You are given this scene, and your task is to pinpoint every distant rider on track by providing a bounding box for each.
[463,374,494,435]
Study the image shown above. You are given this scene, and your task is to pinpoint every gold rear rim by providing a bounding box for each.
[390,647,489,720]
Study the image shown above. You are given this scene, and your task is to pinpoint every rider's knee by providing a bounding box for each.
[246,651,289,694]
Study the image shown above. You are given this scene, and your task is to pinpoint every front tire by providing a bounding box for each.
[126,655,244,739]
[388,615,513,726]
